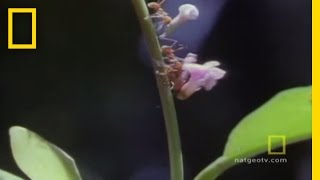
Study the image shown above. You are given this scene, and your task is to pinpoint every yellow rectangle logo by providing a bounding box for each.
[268,135,286,155]
[8,8,37,49]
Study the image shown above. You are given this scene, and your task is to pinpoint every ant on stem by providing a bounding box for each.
[146,0,173,32]
[159,37,184,62]
[147,0,167,15]
[156,37,189,92]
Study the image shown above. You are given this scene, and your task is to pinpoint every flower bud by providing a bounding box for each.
[162,4,199,37]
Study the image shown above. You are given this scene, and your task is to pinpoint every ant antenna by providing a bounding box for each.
[158,0,166,5]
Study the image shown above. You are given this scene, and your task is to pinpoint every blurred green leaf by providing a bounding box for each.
[195,86,311,180]
[0,169,24,180]
[9,126,82,180]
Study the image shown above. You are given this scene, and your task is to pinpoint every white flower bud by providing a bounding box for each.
[161,4,199,37]
[177,4,199,21]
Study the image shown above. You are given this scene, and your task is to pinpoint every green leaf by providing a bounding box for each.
[9,126,82,180]
[195,86,311,180]
[0,169,24,180]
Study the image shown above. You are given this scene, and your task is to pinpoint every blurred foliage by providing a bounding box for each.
[0,126,82,180]
[0,169,23,180]
[195,86,311,180]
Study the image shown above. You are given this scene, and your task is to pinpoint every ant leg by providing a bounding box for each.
[158,37,178,47]
[153,58,169,69]
[175,45,184,52]
[150,15,163,18]
[155,21,167,32]
[158,37,185,52]
[155,70,167,76]
[163,56,180,64]
[153,60,174,88]
[175,56,184,62]
[169,81,175,90]
[158,0,166,5]
[159,32,167,38]
[144,14,163,20]
[154,61,172,77]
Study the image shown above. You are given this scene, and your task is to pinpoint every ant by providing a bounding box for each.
[149,15,172,32]
[160,37,184,62]
[146,0,172,32]
[147,0,167,15]
[157,38,189,91]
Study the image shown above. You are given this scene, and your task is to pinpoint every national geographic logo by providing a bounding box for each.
[4,8,37,49]
[268,135,286,155]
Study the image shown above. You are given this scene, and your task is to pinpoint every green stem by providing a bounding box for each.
[132,1,184,180]
[194,156,234,180]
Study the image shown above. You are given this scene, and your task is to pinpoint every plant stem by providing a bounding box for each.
[194,156,234,180]
[132,1,184,180]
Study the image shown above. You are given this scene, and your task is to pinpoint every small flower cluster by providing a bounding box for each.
[147,0,226,100]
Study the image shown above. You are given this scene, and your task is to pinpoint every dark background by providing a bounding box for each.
[0,0,311,179]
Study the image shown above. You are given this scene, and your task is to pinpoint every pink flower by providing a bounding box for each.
[183,53,198,63]
[176,59,226,100]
